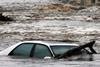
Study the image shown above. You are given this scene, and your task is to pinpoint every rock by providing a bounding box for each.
[86,16,93,22]
[0,13,13,21]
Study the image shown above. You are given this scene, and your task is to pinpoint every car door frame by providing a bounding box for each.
[9,43,54,58]
[8,43,35,57]
[31,43,54,58]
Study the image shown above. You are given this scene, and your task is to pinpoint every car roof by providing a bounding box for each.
[19,40,79,46]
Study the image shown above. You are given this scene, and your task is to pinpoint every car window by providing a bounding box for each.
[9,43,34,57]
[51,45,77,55]
[33,44,52,58]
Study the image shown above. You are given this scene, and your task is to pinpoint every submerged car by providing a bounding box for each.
[0,40,97,59]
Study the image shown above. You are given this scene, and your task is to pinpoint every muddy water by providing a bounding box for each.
[0,54,100,67]
[0,2,100,67]
[0,20,100,49]
[0,20,100,67]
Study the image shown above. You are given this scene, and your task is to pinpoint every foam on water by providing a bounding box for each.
[0,55,100,67]
[0,0,60,5]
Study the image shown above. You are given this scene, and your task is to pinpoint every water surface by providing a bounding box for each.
[0,54,100,67]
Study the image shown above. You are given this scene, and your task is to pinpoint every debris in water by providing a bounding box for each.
[0,13,13,21]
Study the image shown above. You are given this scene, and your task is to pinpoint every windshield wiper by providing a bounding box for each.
[55,41,97,59]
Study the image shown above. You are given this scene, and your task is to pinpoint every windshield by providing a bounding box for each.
[50,45,77,55]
